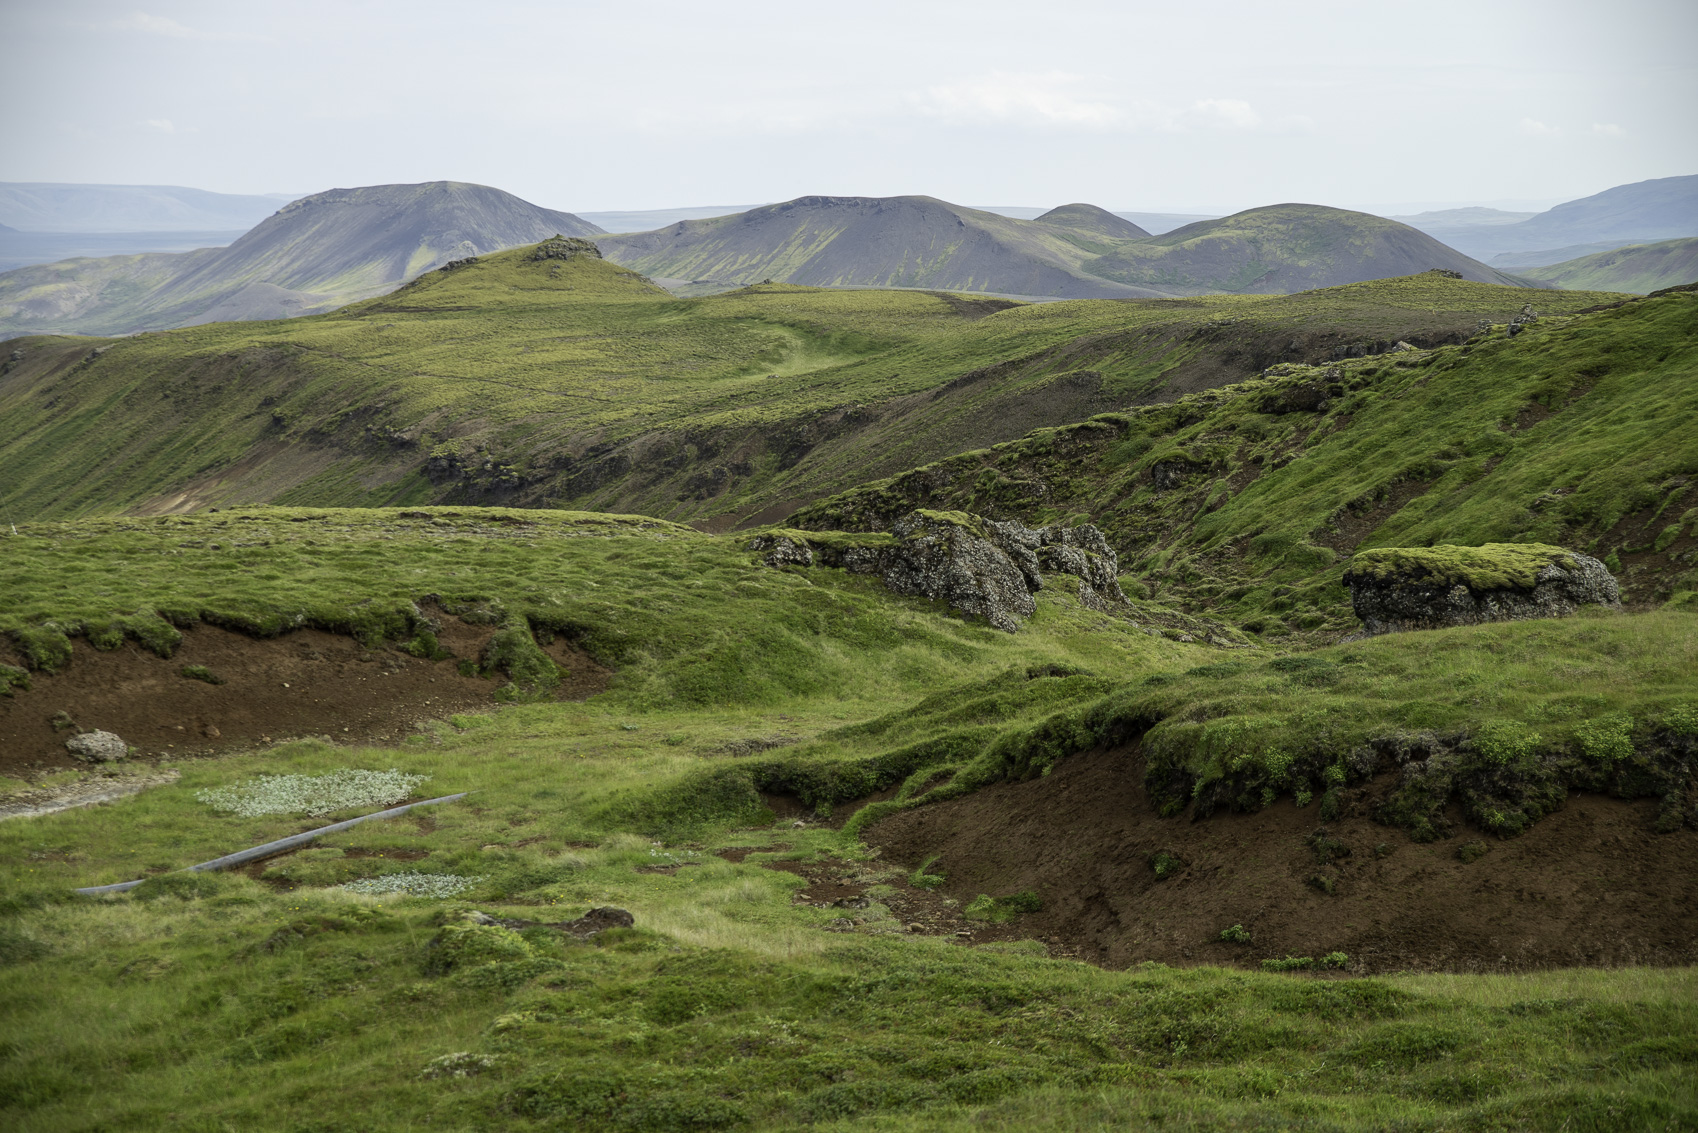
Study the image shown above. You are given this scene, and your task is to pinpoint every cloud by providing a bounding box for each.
[912,72,1122,129]
[1189,98,1262,130]
[142,118,175,133]
[1591,122,1625,136]
[109,11,256,41]
[1519,118,1561,137]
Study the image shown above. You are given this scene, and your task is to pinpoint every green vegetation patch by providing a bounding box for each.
[1345,543,1576,590]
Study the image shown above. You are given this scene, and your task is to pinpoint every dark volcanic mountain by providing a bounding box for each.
[0,181,603,338]
[597,195,1165,300]
[1034,203,1152,240]
[1080,204,1537,294]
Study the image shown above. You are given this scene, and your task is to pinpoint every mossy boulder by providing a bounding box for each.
[756,510,1125,632]
[1343,544,1619,637]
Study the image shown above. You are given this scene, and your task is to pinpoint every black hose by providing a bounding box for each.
[74,791,470,895]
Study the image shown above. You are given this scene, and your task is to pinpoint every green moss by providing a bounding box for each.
[11,624,72,673]
[962,890,1042,923]
[1346,543,1575,590]
[0,663,30,696]
[179,665,225,685]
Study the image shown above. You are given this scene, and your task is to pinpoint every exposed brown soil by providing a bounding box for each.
[1313,477,1433,556]
[752,854,1060,948]
[0,621,609,778]
[863,742,1698,973]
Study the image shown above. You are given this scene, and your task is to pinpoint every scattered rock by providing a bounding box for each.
[65,730,128,762]
[555,906,634,938]
[1343,543,1619,637]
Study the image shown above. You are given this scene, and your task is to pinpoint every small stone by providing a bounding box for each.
[66,730,128,762]
[908,923,925,933]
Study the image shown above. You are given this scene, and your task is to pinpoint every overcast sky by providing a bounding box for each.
[2,0,1694,215]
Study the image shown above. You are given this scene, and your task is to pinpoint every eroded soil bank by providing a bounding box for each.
[864,743,1698,974]
[1,621,608,777]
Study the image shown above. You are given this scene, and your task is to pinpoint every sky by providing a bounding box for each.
[2,0,1695,215]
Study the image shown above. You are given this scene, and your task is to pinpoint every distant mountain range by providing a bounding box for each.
[4,175,1692,340]
[598,195,1529,299]
[0,183,301,232]
[1518,237,1698,294]
[597,196,1167,300]
[0,182,602,339]
[1405,176,1698,267]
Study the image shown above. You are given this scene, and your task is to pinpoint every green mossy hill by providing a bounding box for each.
[1520,238,1698,295]
[0,255,1621,527]
[796,287,1698,627]
[1081,204,1533,294]
[1345,544,1576,590]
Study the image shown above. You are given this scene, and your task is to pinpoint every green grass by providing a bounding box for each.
[798,288,1698,624]
[3,727,1694,1131]
[0,249,1624,526]
[2,506,1695,1128]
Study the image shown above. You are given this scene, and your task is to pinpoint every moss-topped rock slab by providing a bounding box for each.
[1343,543,1619,636]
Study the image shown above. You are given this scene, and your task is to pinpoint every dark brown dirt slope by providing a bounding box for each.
[0,620,608,777]
[866,743,1698,974]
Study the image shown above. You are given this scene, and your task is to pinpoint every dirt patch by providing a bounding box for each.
[756,855,1051,946]
[1313,477,1433,556]
[0,622,610,778]
[863,743,1698,973]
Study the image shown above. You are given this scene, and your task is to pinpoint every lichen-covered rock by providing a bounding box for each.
[755,510,1126,632]
[747,534,814,568]
[529,236,601,261]
[881,511,1037,632]
[1343,543,1619,637]
[66,730,128,762]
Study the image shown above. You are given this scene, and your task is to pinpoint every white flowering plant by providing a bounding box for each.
[342,871,484,899]
[195,768,430,818]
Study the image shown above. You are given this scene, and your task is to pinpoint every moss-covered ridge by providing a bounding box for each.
[795,287,1698,628]
[820,611,1698,844]
[0,253,1624,527]
[1344,544,1575,590]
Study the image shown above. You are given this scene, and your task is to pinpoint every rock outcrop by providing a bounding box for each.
[751,510,1126,632]
[530,236,602,261]
[65,730,129,762]
[1343,543,1619,637]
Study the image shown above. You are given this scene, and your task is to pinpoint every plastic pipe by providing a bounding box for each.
[74,791,469,895]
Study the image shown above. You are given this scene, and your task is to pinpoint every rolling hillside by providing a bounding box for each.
[0,240,1623,529]
[0,182,603,339]
[602,196,1537,301]
[0,182,299,232]
[597,195,1164,300]
[1080,204,1537,294]
[1519,237,1698,294]
[1428,175,1698,264]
